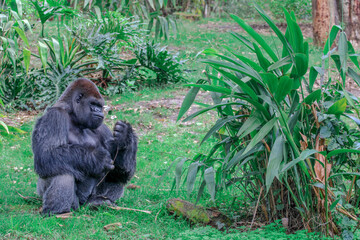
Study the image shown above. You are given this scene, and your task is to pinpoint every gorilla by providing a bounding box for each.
[32,78,137,215]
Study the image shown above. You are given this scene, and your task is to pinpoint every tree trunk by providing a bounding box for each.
[345,0,360,41]
[312,0,338,47]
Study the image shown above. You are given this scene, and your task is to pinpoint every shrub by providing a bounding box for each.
[177,6,360,236]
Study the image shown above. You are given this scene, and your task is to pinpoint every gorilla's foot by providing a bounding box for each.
[86,196,115,209]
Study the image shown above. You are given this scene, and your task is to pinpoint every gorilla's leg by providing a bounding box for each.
[37,174,79,215]
[76,177,98,205]
[87,181,124,206]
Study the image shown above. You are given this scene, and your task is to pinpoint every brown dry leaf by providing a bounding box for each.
[126,184,141,190]
[104,222,122,231]
[314,135,332,183]
[299,132,308,151]
[56,212,73,219]
[311,104,320,128]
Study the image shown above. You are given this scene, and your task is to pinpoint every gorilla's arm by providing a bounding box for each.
[32,108,111,180]
[99,122,137,184]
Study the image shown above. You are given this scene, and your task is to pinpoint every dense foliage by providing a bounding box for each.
[177,6,360,237]
[0,0,184,110]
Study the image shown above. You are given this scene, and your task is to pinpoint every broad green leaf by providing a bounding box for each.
[14,27,28,47]
[253,43,270,70]
[196,180,206,204]
[226,145,262,171]
[329,172,360,180]
[291,53,308,78]
[267,56,291,72]
[344,114,360,127]
[177,87,200,121]
[274,76,292,102]
[94,6,102,21]
[339,32,348,74]
[261,73,278,94]
[204,167,216,201]
[237,114,263,138]
[327,149,360,158]
[183,102,245,122]
[284,10,303,53]
[186,162,200,196]
[327,98,347,115]
[330,198,340,210]
[10,10,23,29]
[15,0,22,17]
[348,41,360,69]
[304,89,321,105]
[230,14,278,61]
[175,157,187,191]
[222,47,263,72]
[215,68,259,101]
[309,66,323,92]
[0,121,9,134]
[266,136,284,192]
[23,48,31,73]
[230,32,255,52]
[323,25,342,55]
[280,149,318,173]
[52,38,61,67]
[243,117,277,155]
[348,67,360,88]
[148,0,155,10]
[255,5,293,58]
[202,59,262,82]
[38,41,48,70]
[201,115,246,144]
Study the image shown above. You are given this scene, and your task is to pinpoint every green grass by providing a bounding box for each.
[0,86,330,240]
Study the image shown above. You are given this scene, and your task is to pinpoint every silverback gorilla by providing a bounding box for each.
[32,78,137,215]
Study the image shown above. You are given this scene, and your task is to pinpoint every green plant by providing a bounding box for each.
[30,35,89,107]
[0,0,34,110]
[177,6,360,236]
[133,41,184,86]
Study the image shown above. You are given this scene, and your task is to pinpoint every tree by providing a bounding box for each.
[344,0,360,41]
[312,0,338,46]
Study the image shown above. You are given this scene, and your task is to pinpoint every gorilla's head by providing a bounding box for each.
[57,78,105,129]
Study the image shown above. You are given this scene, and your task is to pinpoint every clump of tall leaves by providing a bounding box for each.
[133,41,185,86]
[177,6,360,237]
[0,0,34,110]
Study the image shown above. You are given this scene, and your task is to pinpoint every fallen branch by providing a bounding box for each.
[107,206,152,214]
[16,191,41,204]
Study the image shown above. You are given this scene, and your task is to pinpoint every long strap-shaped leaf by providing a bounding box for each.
[242,117,277,155]
[230,14,278,62]
[255,5,293,60]
[266,135,284,192]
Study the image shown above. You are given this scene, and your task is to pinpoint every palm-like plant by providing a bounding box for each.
[177,6,360,236]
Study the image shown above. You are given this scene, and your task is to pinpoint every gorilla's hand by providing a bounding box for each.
[93,148,115,174]
[113,121,133,148]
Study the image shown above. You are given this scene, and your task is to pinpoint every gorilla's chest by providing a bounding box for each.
[68,128,100,150]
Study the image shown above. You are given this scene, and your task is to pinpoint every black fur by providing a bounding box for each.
[32,78,137,215]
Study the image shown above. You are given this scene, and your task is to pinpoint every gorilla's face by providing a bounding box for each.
[72,92,105,129]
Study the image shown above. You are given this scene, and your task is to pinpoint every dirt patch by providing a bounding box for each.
[113,89,213,124]
[1,110,39,127]
[198,21,313,38]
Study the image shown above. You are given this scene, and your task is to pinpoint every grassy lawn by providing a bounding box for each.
[0,18,340,239]
[0,85,327,239]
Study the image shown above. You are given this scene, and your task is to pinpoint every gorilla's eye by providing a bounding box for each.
[76,94,84,103]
